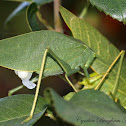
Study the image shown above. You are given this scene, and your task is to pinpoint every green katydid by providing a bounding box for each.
[0,30,124,123]
[0,30,95,122]
[22,47,124,123]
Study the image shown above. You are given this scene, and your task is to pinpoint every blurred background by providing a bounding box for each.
[0,0,126,98]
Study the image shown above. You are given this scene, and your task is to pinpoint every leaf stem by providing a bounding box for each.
[112,50,125,97]
[79,1,90,18]
[8,85,24,96]
[36,11,53,30]
[8,76,39,96]
[54,0,63,32]
[95,50,125,90]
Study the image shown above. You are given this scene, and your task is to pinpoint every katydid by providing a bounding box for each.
[0,29,124,123]
[0,30,95,122]
[24,48,123,123]
[23,48,124,123]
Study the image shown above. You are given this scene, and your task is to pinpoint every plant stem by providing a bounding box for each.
[54,0,63,32]
[36,11,53,30]
[8,76,39,96]
[8,85,24,96]
[79,1,90,18]
[112,50,125,97]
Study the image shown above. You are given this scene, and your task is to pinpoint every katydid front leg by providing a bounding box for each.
[81,55,95,85]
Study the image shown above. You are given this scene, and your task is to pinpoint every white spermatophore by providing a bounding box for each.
[14,71,36,89]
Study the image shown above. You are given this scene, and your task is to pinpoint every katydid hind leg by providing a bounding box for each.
[95,50,125,90]
[112,50,125,98]
[21,48,48,124]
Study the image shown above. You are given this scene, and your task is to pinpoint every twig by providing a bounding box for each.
[54,0,63,32]
[36,11,53,30]
[79,1,90,18]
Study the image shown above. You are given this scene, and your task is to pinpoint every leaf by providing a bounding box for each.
[7,0,54,6]
[0,30,95,77]
[89,0,126,23]
[26,3,41,31]
[0,94,48,125]
[5,2,29,24]
[63,92,75,101]
[44,88,126,126]
[60,6,126,108]
[5,0,54,23]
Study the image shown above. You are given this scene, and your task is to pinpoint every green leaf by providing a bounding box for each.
[44,88,126,126]
[5,2,29,24]
[0,30,95,77]
[5,0,53,23]
[26,3,41,31]
[60,6,126,107]
[63,92,75,101]
[89,0,126,23]
[0,94,48,125]
[7,0,54,6]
